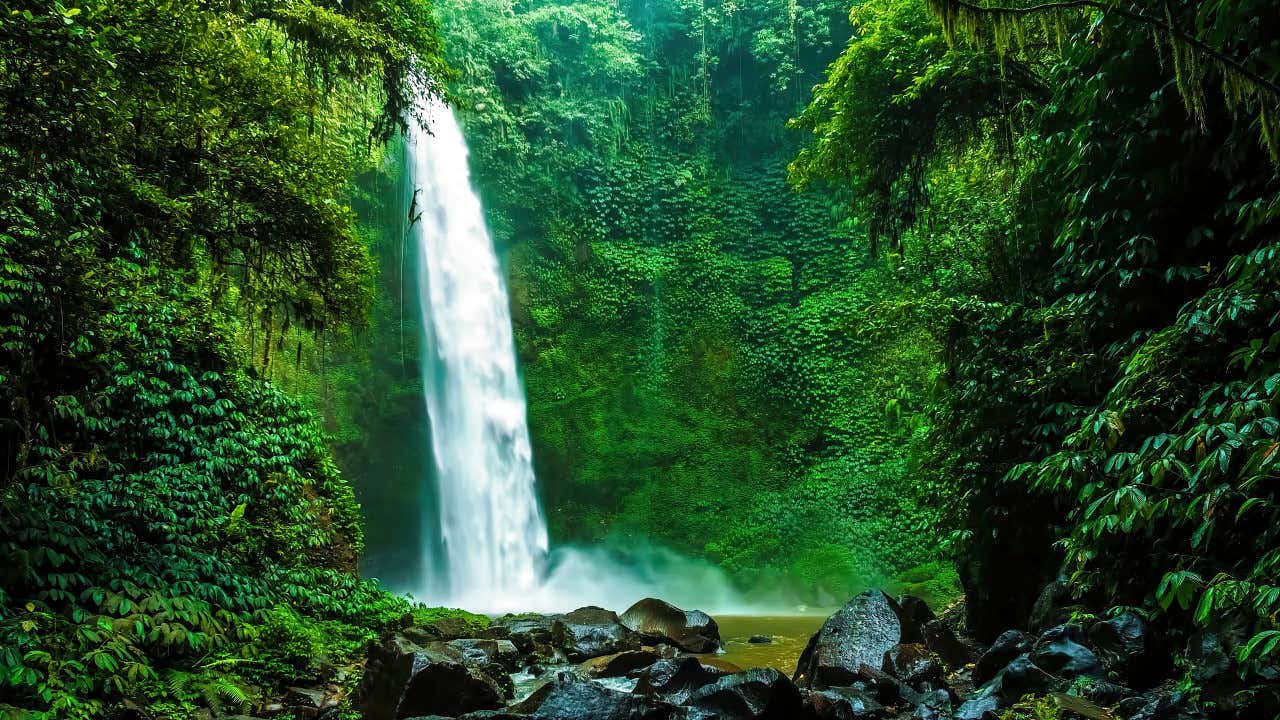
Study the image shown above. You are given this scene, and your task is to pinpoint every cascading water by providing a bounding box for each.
[410,98,549,611]
[406,98,777,616]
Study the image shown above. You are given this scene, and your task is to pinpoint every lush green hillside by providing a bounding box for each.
[419,0,954,603]
[0,2,448,717]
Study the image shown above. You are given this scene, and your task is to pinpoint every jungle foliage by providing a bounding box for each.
[0,1,448,717]
[792,0,1280,704]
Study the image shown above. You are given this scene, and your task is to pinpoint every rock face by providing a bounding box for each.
[358,635,505,720]
[619,598,722,653]
[794,591,902,689]
[684,668,804,720]
[552,607,641,662]
[997,654,1060,699]
[526,675,678,720]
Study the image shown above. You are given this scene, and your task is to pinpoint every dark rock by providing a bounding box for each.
[632,656,724,705]
[358,635,505,720]
[458,712,530,720]
[1031,624,1104,680]
[581,650,662,679]
[920,619,973,670]
[914,687,952,713]
[552,607,641,662]
[952,681,1002,720]
[526,675,677,720]
[1077,679,1135,705]
[748,635,773,644]
[441,639,523,672]
[997,654,1061,699]
[881,644,942,688]
[794,591,902,689]
[1090,612,1163,687]
[1028,579,1070,633]
[620,598,722,654]
[809,686,886,719]
[493,615,560,654]
[973,630,1032,685]
[684,668,805,720]
[893,596,936,644]
[1126,690,1207,720]
[286,686,326,709]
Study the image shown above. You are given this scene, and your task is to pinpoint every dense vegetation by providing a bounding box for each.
[0,1,450,717]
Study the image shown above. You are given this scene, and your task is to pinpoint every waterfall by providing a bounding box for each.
[410,98,549,611]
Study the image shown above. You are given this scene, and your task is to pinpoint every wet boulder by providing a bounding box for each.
[973,630,1032,685]
[997,654,1061,699]
[794,591,902,689]
[809,686,886,719]
[893,596,936,644]
[1030,624,1104,681]
[552,607,641,662]
[619,598,722,654]
[881,644,942,688]
[952,681,1002,720]
[439,639,522,673]
[493,614,560,654]
[632,656,725,705]
[358,635,505,720]
[1089,612,1163,687]
[526,674,678,720]
[684,668,805,720]
[920,619,974,670]
[581,650,663,679]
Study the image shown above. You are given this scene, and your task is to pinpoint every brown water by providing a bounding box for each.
[697,615,828,672]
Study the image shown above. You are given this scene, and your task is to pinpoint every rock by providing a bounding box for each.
[1048,692,1112,720]
[581,650,663,679]
[286,686,326,708]
[881,644,941,688]
[809,686,886,719]
[526,674,677,720]
[619,598,722,654]
[1030,624,1104,681]
[914,688,953,714]
[1028,579,1070,633]
[697,657,744,674]
[357,635,505,720]
[1090,612,1164,687]
[748,635,773,644]
[973,630,1032,685]
[441,639,523,672]
[411,616,481,642]
[997,654,1060,699]
[893,596,936,644]
[552,607,641,662]
[632,656,724,705]
[493,614,560,653]
[684,668,805,720]
[920,619,973,670]
[794,591,902,689]
[1077,679,1135,705]
[1126,690,1207,720]
[952,681,1001,720]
